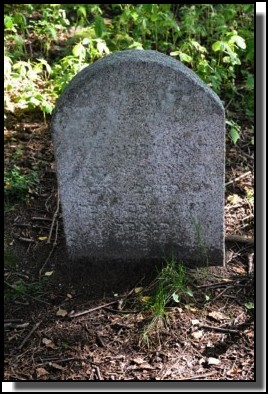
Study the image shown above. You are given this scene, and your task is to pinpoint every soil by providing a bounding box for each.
[4,115,254,381]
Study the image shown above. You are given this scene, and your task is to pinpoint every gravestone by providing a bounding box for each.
[52,50,225,266]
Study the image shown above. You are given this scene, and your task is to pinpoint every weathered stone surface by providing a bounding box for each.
[52,50,225,266]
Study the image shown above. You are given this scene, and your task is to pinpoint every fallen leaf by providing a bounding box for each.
[38,236,48,241]
[191,330,203,339]
[44,271,54,276]
[134,287,143,294]
[139,362,154,369]
[244,329,254,338]
[49,362,65,370]
[42,338,57,349]
[227,368,242,376]
[67,293,72,299]
[56,307,68,317]
[191,319,200,326]
[189,307,197,312]
[140,296,151,303]
[132,357,145,365]
[172,293,180,303]
[36,367,49,377]
[229,265,247,274]
[184,304,197,311]
[208,357,220,365]
[227,194,242,205]
[208,311,229,321]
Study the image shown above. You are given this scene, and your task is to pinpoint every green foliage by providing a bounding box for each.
[244,302,254,310]
[226,120,241,144]
[156,258,188,299]
[4,55,55,118]
[5,279,45,303]
[4,4,254,143]
[140,258,193,345]
[4,165,39,202]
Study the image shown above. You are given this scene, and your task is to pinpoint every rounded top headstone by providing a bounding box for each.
[54,50,223,116]
[52,50,225,266]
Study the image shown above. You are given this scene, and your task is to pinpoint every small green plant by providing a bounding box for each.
[140,315,167,348]
[150,283,169,316]
[5,279,45,303]
[245,301,254,310]
[140,258,193,346]
[226,119,241,144]
[4,166,39,202]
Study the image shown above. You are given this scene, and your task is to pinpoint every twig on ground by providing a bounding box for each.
[47,190,60,244]
[225,234,254,245]
[242,214,254,222]
[17,237,35,243]
[104,307,139,314]
[53,220,59,247]
[45,192,53,212]
[25,294,51,305]
[225,171,251,187]
[4,270,29,279]
[37,358,77,366]
[248,253,254,275]
[39,220,59,278]
[177,371,218,380]
[196,281,233,289]
[39,246,55,278]
[4,280,17,290]
[200,324,240,334]
[94,365,103,380]
[14,300,30,306]
[31,217,52,222]
[18,320,42,350]
[127,276,146,297]
[96,332,106,348]
[69,277,146,318]
[209,286,233,302]
[69,301,118,318]
[4,319,24,323]
[5,322,30,329]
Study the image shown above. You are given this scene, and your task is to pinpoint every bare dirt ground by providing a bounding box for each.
[4,115,254,381]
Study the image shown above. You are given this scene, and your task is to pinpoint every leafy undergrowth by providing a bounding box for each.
[4,118,254,381]
[5,4,254,142]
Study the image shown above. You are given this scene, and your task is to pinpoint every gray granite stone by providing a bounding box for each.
[52,50,225,266]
